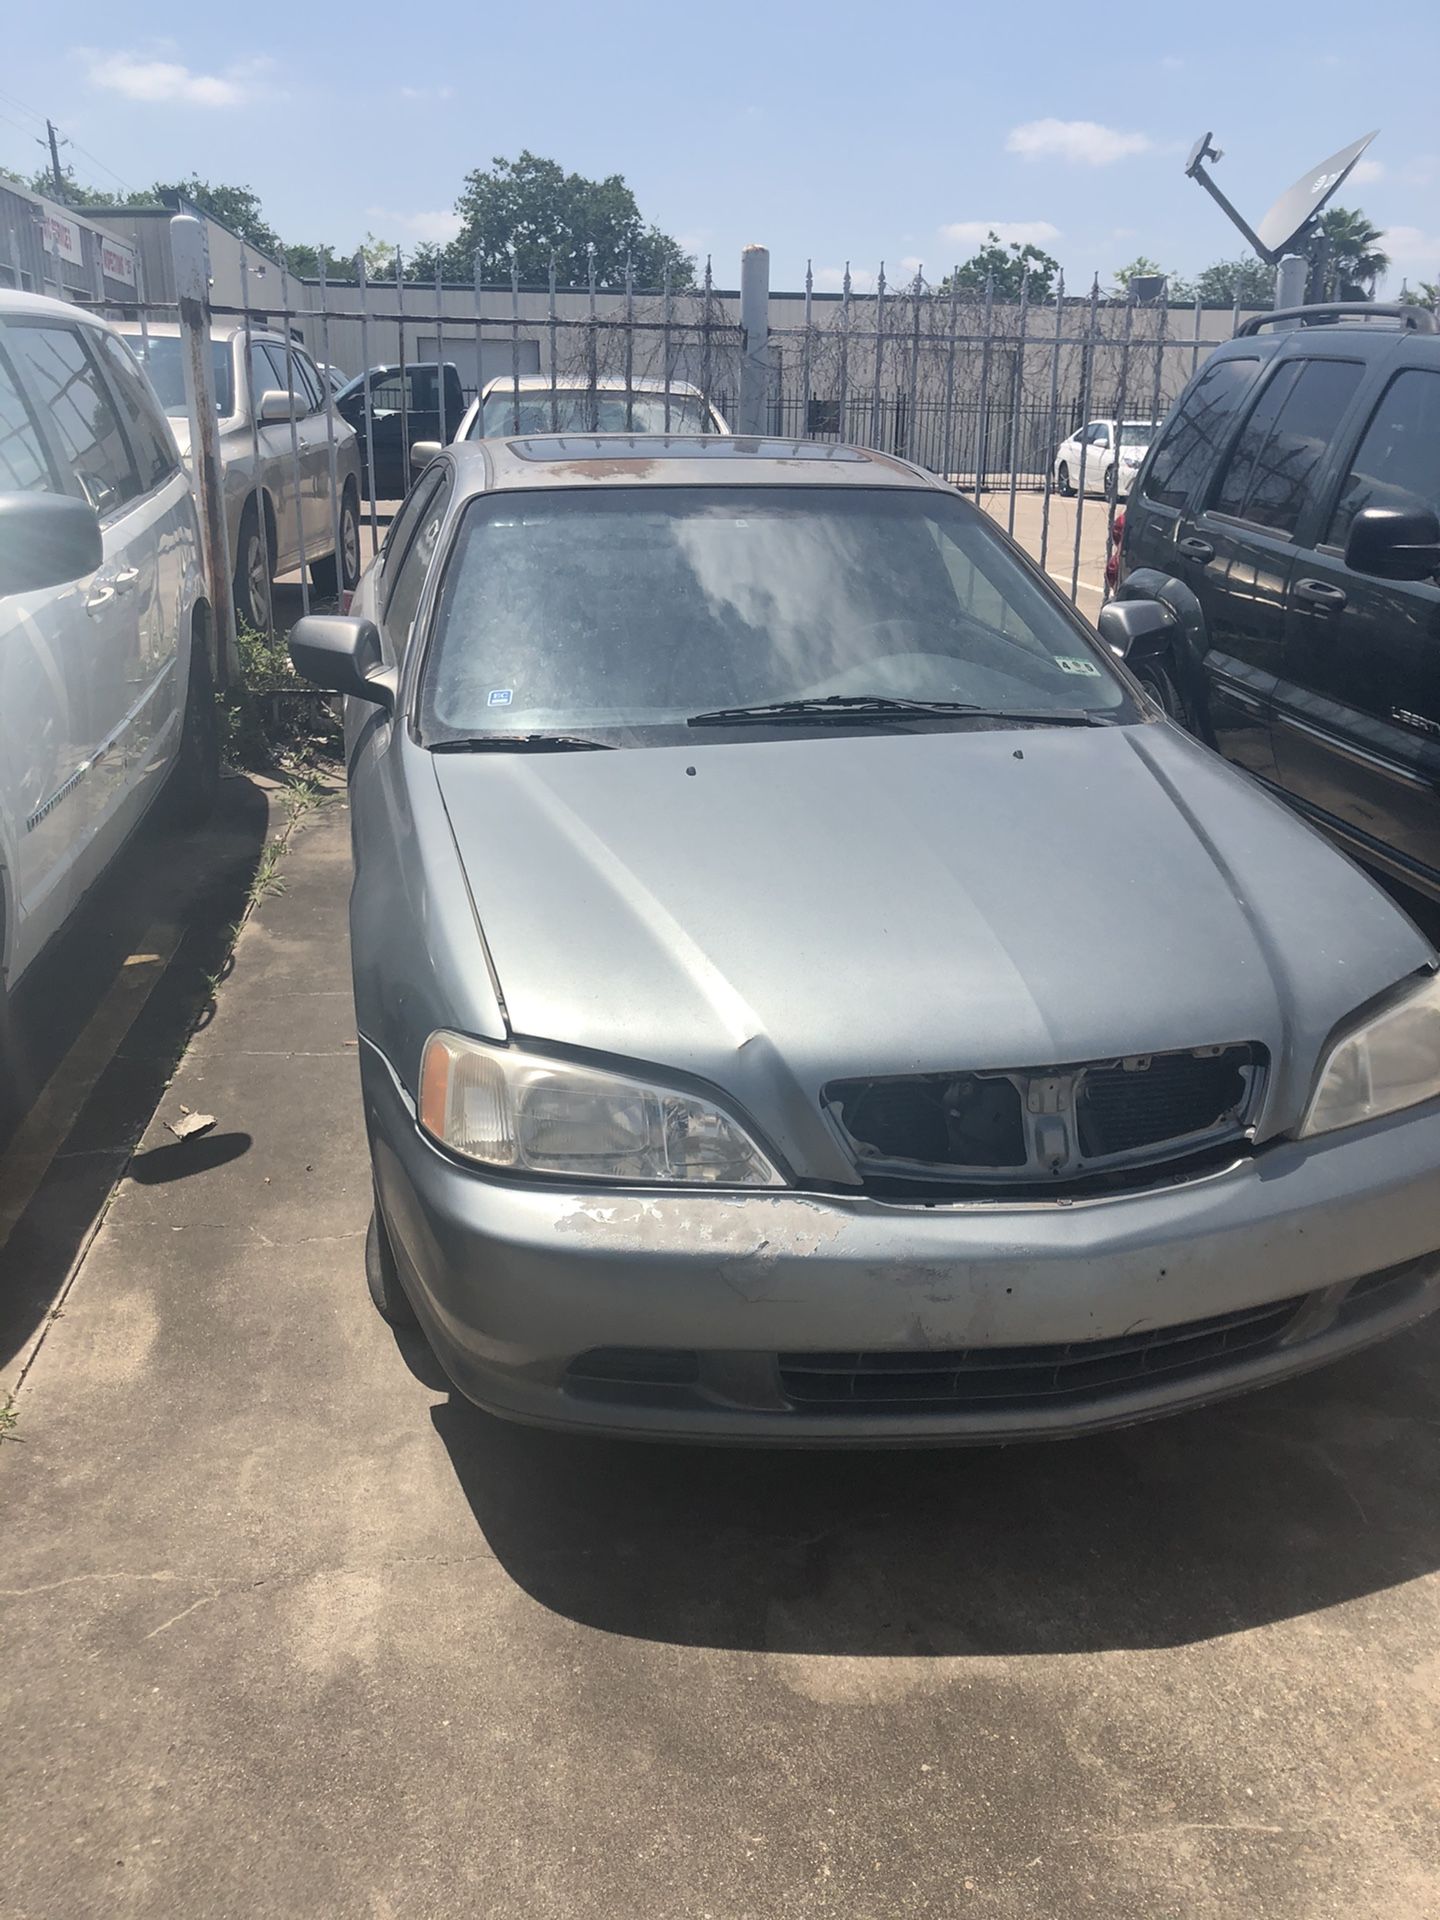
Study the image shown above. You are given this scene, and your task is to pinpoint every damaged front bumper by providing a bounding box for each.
[362,1044,1440,1442]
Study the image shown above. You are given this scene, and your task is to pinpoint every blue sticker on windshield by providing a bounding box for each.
[1055,656,1101,677]
[487,688,514,707]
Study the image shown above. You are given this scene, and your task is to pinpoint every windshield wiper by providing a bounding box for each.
[430,733,616,752]
[686,695,1103,728]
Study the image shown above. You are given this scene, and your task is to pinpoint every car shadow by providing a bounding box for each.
[0,776,272,1372]
[428,1313,1440,1656]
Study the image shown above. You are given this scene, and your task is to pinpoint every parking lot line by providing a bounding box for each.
[0,923,181,1253]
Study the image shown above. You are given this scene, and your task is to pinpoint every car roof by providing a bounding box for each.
[0,289,126,331]
[449,435,943,493]
[479,374,708,398]
[112,319,288,345]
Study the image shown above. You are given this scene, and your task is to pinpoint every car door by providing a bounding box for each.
[90,326,193,811]
[0,318,144,965]
[287,345,336,558]
[1274,359,1440,881]
[0,330,90,980]
[1170,353,1364,781]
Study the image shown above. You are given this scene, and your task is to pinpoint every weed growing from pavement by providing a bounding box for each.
[218,622,341,774]
[0,1395,19,1443]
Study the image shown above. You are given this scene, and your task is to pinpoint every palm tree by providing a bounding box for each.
[1400,279,1440,312]
[1315,206,1390,298]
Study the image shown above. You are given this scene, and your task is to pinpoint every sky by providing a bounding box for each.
[2,0,1437,294]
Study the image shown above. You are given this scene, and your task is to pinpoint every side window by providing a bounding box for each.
[411,368,438,412]
[5,323,140,516]
[248,340,279,412]
[1327,368,1440,548]
[292,351,325,410]
[371,374,405,411]
[383,469,453,648]
[0,341,56,492]
[1142,356,1260,510]
[93,330,178,492]
[1210,358,1363,536]
[1086,423,1110,447]
[260,342,308,412]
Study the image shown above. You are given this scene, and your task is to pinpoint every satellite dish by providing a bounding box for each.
[1185,133,1213,176]
[1258,131,1378,256]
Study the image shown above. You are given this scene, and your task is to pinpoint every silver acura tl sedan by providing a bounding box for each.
[290,435,1440,1444]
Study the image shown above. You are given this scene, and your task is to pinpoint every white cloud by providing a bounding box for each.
[1382,225,1440,269]
[82,49,264,107]
[1400,154,1439,188]
[366,207,463,246]
[399,84,454,102]
[1159,54,1184,70]
[940,219,1061,249]
[1351,158,1385,184]
[1006,119,1152,167]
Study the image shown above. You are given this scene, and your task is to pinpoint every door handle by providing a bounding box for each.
[112,566,140,595]
[1177,536,1215,563]
[85,581,115,616]
[1294,578,1348,609]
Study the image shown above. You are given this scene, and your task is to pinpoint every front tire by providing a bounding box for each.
[163,621,220,827]
[232,498,273,631]
[366,1200,418,1328]
[1057,462,1073,497]
[1131,654,1188,725]
[310,484,361,601]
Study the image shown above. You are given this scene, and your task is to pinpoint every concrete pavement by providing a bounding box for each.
[4,798,1440,1917]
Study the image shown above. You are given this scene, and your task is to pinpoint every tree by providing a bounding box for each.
[1314,206,1389,297]
[943,230,1060,302]
[1400,279,1440,310]
[1112,256,1194,302]
[149,176,284,258]
[21,161,118,209]
[411,151,694,287]
[1192,257,1276,306]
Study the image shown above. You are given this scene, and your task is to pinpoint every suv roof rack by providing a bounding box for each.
[1236,302,1438,338]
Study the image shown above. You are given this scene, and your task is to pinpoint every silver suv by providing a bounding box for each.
[0,292,217,1024]
[119,322,363,628]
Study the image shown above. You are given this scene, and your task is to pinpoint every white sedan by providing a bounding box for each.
[1053,419,1157,498]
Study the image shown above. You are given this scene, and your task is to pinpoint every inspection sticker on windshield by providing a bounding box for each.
[487,688,514,707]
[1054,656,1101,677]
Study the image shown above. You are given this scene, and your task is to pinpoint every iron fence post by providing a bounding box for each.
[317,256,344,581]
[1069,275,1102,603]
[870,262,886,449]
[738,243,770,436]
[170,214,235,687]
[1038,272,1064,573]
[357,250,379,542]
[239,243,274,639]
[974,270,995,504]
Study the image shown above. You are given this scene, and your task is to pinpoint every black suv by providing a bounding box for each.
[1111,303,1440,898]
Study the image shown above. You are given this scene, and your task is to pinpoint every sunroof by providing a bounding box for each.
[508,435,870,463]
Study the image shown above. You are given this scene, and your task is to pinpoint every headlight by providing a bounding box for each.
[418,1031,784,1185]
[1300,972,1440,1138]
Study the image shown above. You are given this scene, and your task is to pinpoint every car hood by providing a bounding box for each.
[431,723,1432,1147]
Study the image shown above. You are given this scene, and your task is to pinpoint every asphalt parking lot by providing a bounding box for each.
[3,773,1440,1917]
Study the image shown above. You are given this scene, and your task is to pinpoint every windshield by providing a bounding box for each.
[1117,423,1156,447]
[119,335,233,418]
[420,487,1127,745]
[477,391,715,437]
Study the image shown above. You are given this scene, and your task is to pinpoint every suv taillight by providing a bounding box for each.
[1106,508,1126,587]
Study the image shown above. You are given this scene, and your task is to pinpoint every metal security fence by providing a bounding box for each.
[129,218,1269,673]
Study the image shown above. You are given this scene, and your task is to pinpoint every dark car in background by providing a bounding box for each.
[1113,303,1440,900]
[288,434,1440,1445]
[336,362,467,497]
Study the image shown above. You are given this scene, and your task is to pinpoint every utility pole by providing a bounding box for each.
[45,121,65,201]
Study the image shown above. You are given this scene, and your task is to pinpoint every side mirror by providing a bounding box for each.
[289,615,394,711]
[1096,596,1176,661]
[410,440,442,475]
[0,491,103,595]
[258,388,304,425]
[1344,506,1440,582]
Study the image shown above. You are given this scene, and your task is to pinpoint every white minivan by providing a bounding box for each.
[0,292,217,1013]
